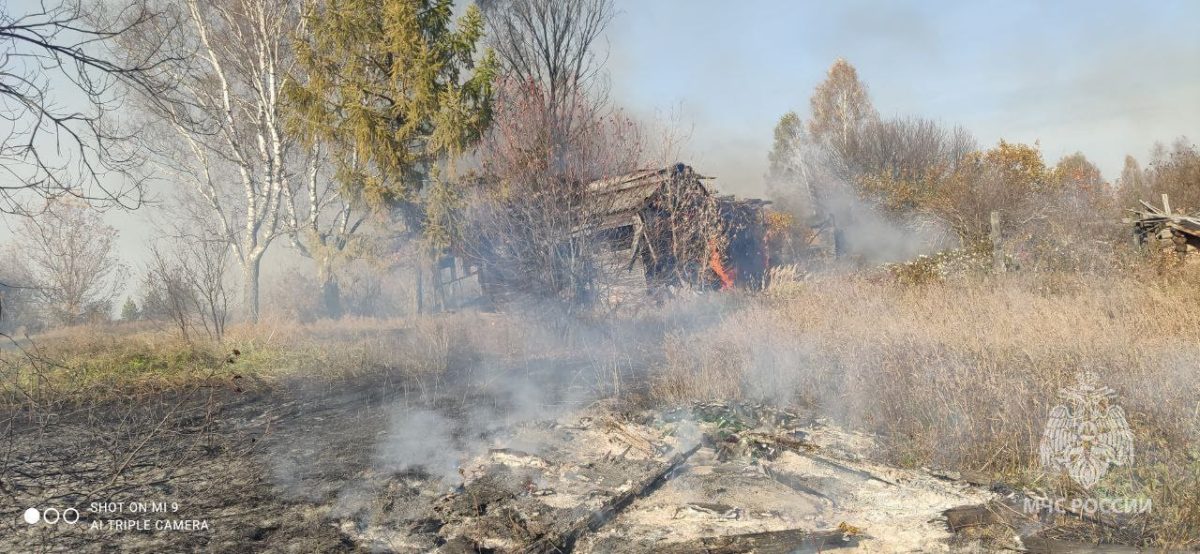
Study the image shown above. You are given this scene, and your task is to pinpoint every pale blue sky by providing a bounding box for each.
[607,0,1200,194]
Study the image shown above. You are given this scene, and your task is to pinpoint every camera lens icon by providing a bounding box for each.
[23,507,80,525]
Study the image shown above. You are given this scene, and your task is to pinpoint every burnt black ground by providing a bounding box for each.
[0,344,616,554]
[0,374,409,553]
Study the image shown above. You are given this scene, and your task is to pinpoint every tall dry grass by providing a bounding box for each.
[0,314,529,409]
[650,267,1200,546]
[6,266,1199,545]
[0,308,648,409]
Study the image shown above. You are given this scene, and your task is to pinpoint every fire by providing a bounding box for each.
[708,239,735,290]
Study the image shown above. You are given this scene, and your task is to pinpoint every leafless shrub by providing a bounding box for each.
[143,232,230,342]
[336,260,394,317]
[144,248,194,338]
[262,271,321,324]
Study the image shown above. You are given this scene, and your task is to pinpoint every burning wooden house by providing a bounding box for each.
[451,164,772,307]
[1128,195,1200,258]
[583,163,770,295]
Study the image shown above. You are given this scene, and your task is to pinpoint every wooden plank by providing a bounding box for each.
[1167,223,1200,239]
[586,168,668,193]
[1022,537,1148,554]
[990,210,1005,273]
[943,502,1025,532]
[650,528,863,554]
[627,218,644,271]
[523,443,702,554]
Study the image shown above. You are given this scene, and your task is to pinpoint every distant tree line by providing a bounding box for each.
[766,58,1197,271]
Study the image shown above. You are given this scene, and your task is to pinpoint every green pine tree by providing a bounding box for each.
[285,0,494,249]
[120,297,140,322]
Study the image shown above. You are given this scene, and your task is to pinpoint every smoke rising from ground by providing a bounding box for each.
[769,137,957,265]
[821,185,957,264]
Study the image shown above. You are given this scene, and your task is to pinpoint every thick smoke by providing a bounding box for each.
[268,305,677,512]
[822,184,957,264]
[772,139,956,265]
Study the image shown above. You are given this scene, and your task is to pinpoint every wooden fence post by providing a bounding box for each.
[830,214,844,258]
[415,263,424,315]
[990,210,1004,273]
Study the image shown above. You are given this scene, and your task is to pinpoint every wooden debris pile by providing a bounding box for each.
[1128,195,1200,257]
[943,489,1147,551]
[336,401,1011,552]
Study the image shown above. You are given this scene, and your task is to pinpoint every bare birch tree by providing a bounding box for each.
[116,0,313,322]
[807,58,878,176]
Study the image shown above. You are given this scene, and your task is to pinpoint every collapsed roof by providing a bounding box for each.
[582,163,713,235]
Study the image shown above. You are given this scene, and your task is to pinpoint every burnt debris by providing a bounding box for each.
[1128,195,1200,257]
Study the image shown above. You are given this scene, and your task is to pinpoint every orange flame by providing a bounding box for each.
[709,239,735,290]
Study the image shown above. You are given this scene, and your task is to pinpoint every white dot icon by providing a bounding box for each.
[22,508,39,525]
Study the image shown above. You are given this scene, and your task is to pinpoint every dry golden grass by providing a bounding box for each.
[5,267,1199,545]
[651,267,1200,546]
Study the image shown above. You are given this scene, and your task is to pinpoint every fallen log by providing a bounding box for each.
[943,502,1022,532]
[523,442,702,554]
[648,527,863,554]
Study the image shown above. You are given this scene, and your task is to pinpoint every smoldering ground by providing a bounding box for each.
[262,306,701,517]
[256,287,868,541]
